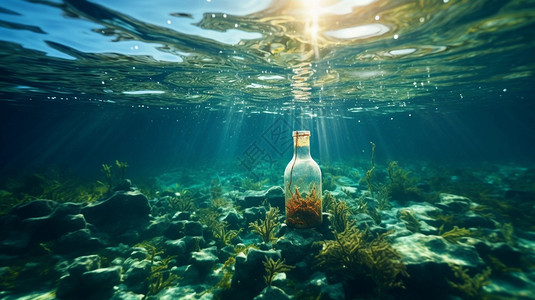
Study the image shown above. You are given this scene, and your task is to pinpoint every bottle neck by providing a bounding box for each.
[295,145,311,159]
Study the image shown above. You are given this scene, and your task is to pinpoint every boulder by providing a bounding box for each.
[82,191,150,237]
[254,286,293,300]
[231,248,282,298]
[239,186,284,209]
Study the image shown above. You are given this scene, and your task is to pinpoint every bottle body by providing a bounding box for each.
[284,131,322,228]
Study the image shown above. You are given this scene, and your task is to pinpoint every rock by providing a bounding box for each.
[275,228,323,265]
[66,254,101,277]
[436,193,472,213]
[254,286,293,300]
[165,236,205,264]
[163,220,203,240]
[240,186,284,209]
[243,206,267,224]
[220,208,245,230]
[123,260,151,294]
[82,191,150,237]
[163,221,186,240]
[22,210,86,242]
[305,272,345,300]
[109,291,144,300]
[172,211,191,221]
[113,179,136,192]
[0,200,86,254]
[54,229,108,254]
[392,233,485,296]
[8,199,58,218]
[231,248,281,298]
[164,239,188,260]
[184,221,203,236]
[57,266,121,300]
[81,266,121,290]
[190,246,219,274]
[153,286,207,299]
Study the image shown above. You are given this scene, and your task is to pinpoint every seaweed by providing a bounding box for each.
[322,191,336,213]
[328,197,352,234]
[385,161,423,203]
[439,225,472,243]
[365,142,376,199]
[447,264,491,299]
[169,190,195,212]
[212,221,241,247]
[115,160,128,180]
[215,256,236,290]
[398,209,420,233]
[249,206,281,243]
[210,178,223,200]
[136,241,181,299]
[242,178,269,191]
[315,225,408,297]
[262,256,295,286]
[100,163,113,191]
[285,187,322,228]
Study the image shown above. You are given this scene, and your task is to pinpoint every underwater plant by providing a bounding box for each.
[210,178,223,200]
[249,206,281,243]
[285,187,322,228]
[365,142,376,199]
[399,209,420,233]
[447,264,491,299]
[212,221,241,247]
[115,160,129,180]
[100,163,113,190]
[242,177,269,191]
[322,191,336,213]
[262,256,295,286]
[328,197,352,233]
[136,241,181,298]
[439,225,472,243]
[315,224,408,297]
[169,190,195,212]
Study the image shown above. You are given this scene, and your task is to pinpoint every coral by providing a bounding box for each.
[447,265,491,299]
[315,225,408,297]
[262,256,295,286]
[398,209,420,233]
[249,206,281,243]
[285,187,321,228]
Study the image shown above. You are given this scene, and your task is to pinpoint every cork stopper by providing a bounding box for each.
[293,130,310,147]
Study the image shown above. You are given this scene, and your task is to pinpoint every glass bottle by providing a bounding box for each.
[284,130,322,228]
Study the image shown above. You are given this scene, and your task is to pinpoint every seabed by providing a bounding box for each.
[0,160,534,300]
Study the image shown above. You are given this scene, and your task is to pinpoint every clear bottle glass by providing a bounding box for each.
[284,130,322,228]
